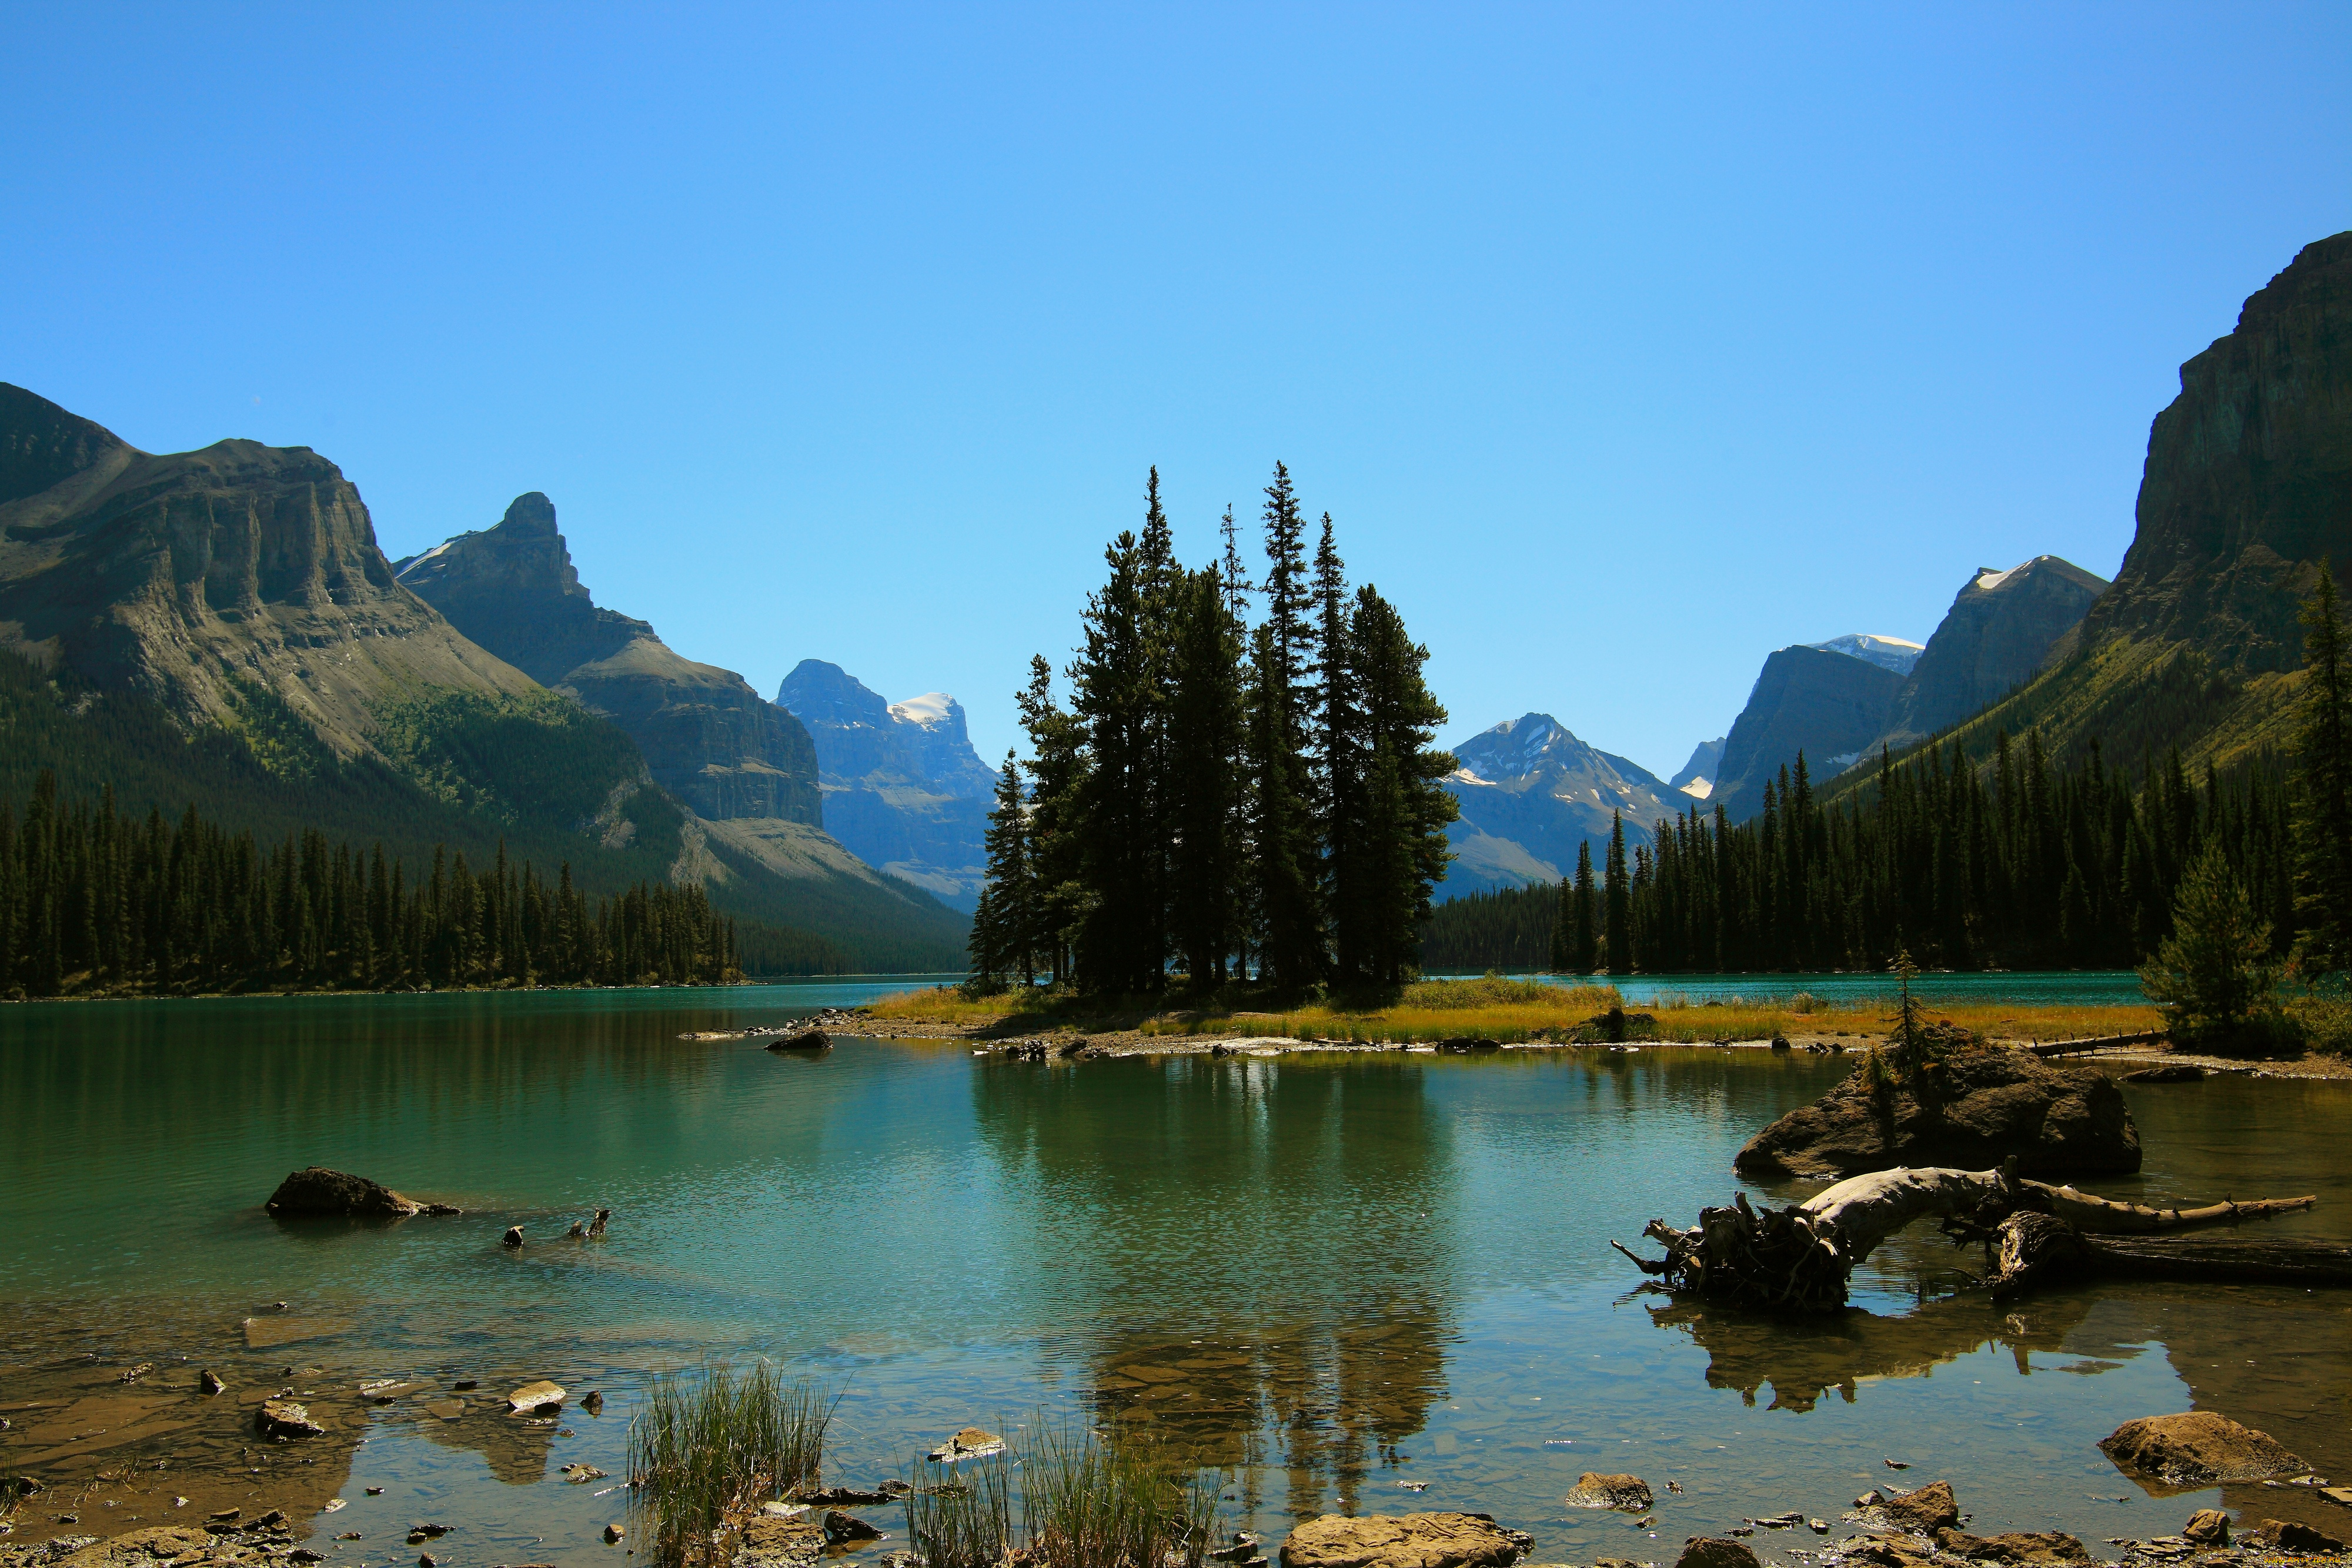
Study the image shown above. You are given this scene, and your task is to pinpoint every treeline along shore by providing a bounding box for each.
[0,771,853,997]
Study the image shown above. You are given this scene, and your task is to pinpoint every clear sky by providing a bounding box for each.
[4,5,2346,778]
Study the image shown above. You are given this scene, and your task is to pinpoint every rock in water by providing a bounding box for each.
[2099,1412,2310,1491]
[765,1030,831,1053]
[925,1426,1005,1462]
[1674,1542,1764,1568]
[1733,1050,2139,1178]
[731,1516,825,1568]
[255,1399,323,1439]
[821,1511,883,1543]
[1879,1481,1959,1533]
[502,1226,525,1249]
[198,1369,226,1395]
[1278,1512,1531,1568]
[506,1380,566,1413]
[266,1168,461,1219]
[1932,1530,2092,1565]
[1565,1473,1653,1511]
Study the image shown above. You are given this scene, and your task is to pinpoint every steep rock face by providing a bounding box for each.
[1437,714,1682,897]
[1710,646,1907,821]
[776,660,994,911]
[1810,633,1924,675]
[1920,233,2352,775]
[396,496,820,825]
[1671,736,1725,799]
[1872,557,2109,753]
[0,388,541,758]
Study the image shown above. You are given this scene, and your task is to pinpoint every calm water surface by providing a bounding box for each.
[2,982,2346,1565]
[1438,971,2154,1008]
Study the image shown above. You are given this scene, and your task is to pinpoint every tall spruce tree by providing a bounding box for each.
[1168,564,1246,987]
[1603,811,1631,974]
[1572,839,1598,973]
[1340,585,1456,983]
[1250,465,1324,983]
[2293,564,2352,974]
[970,751,1034,989]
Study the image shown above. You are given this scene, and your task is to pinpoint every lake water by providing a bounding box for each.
[3,982,2347,1567]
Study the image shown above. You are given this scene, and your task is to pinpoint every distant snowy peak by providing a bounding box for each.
[1454,713,1598,780]
[1809,633,1926,676]
[888,692,957,729]
[1671,736,1725,798]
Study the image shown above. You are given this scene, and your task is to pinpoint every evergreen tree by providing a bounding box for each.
[2293,564,2352,974]
[1571,839,1598,973]
[1341,585,1456,982]
[1603,811,1631,974]
[2140,840,2280,1045]
[970,751,1034,989]
[1168,566,1245,987]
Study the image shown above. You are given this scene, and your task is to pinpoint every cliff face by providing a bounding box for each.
[1914,233,2352,775]
[776,660,995,911]
[396,496,821,825]
[0,387,541,759]
[1873,556,2109,753]
[1711,646,1906,821]
[1437,713,1681,897]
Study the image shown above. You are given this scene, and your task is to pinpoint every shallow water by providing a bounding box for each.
[2,984,2346,1565]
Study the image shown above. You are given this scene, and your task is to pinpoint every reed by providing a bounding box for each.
[901,1453,1013,1568]
[627,1363,837,1568]
[1019,1419,1217,1568]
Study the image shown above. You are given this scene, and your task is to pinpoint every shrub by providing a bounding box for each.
[2140,842,2283,1053]
[1789,991,1818,1015]
[1020,1420,1217,1568]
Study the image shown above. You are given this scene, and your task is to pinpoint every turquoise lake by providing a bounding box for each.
[2,982,2346,1566]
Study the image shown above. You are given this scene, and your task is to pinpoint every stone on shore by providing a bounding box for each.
[1278,1512,1531,1568]
[731,1516,824,1568]
[1565,1473,1653,1511]
[1733,1050,2140,1178]
[2098,1412,2309,1491]
[1674,1540,1763,1568]
[821,1511,883,1543]
[1879,1481,1959,1533]
[2247,1520,2346,1554]
[1933,1529,2092,1565]
[11,1527,210,1568]
[255,1399,323,1439]
[266,1167,462,1218]
[2181,1510,2230,1547]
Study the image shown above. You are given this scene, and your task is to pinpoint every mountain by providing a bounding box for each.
[0,385,543,763]
[1435,713,1683,898]
[1875,232,2352,780]
[1671,737,1725,800]
[0,386,967,970]
[1809,633,1925,674]
[1709,644,1908,821]
[394,494,820,824]
[394,497,967,951]
[1867,556,2110,755]
[776,660,996,911]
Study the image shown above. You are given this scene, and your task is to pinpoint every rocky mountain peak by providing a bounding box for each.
[1,383,135,509]
[1867,554,2110,757]
[778,659,893,731]
[1809,633,1925,676]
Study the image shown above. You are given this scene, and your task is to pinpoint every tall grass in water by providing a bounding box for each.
[1020,1420,1218,1568]
[627,1363,837,1568]
[902,1454,1013,1568]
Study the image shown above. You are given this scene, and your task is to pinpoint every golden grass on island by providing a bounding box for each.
[872,978,2161,1046]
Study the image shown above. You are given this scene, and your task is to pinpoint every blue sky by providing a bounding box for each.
[4,4,2346,778]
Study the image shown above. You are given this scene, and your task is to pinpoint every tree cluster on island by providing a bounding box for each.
[966,464,1460,995]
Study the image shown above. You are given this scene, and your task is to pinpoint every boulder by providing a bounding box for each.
[29,1527,209,1568]
[731,1516,824,1568]
[1674,1541,1763,1568]
[1733,1050,2140,1178]
[1278,1512,1531,1568]
[502,1226,526,1249]
[255,1399,323,1439]
[2098,1412,2309,1491]
[766,1031,831,1053]
[1880,1482,1959,1533]
[198,1369,226,1396]
[1565,1473,1654,1512]
[266,1167,461,1218]
[2122,1065,2206,1084]
[1933,1529,2092,1565]
[2181,1510,2230,1547]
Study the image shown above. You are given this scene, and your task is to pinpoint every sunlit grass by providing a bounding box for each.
[870,979,2164,1046]
[902,1453,1012,1568]
[627,1363,837,1568]
[1018,1419,1217,1568]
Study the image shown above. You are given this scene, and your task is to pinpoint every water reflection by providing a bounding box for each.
[1646,1290,2104,1412]
[970,1057,1461,1514]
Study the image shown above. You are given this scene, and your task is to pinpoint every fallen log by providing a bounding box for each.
[1613,1162,2325,1312]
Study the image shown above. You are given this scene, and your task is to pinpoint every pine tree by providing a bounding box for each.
[1572,839,1598,973]
[2293,563,2352,974]
[1168,566,1245,988]
[1603,811,1631,974]
[970,751,1034,992]
[1343,586,1456,983]
[2140,840,2280,1046]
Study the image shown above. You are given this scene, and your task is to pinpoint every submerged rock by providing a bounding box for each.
[731,1516,824,1568]
[1565,1473,1653,1511]
[766,1030,831,1053]
[2100,1412,2310,1491]
[1933,1529,2092,1565]
[1674,1541,1763,1568]
[266,1167,461,1219]
[2122,1065,2207,1084]
[1278,1512,1530,1568]
[821,1510,883,1543]
[506,1380,566,1413]
[1733,1049,2140,1178]
[255,1399,323,1439]
[925,1426,1005,1462]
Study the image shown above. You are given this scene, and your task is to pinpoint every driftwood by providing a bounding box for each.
[1613,1161,2325,1312]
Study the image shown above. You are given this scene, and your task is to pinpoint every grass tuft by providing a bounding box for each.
[627,1362,837,1568]
[1020,1419,1217,1568]
[903,1453,1013,1568]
